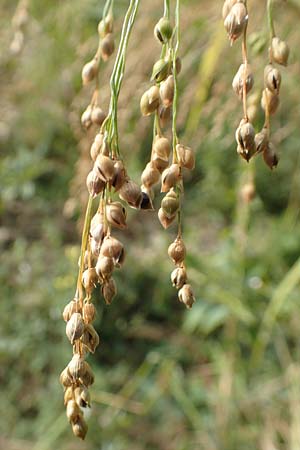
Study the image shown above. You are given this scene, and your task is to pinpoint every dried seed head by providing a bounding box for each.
[66,399,81,422]
[151,58,170,83]
[240,182,255,203]
[81,323,100,354]
[60,366,73,387]
[261,88,279,115]
[82,302,96,324]
[66,313,85,344]
[254,127,269,154]
[171,266,187,289]
[140,86,160,116]
[264,64,281,94]
[154,17,173,43]
[95,154,115,182]
[102,277,117,305]
[100,33,115,61]
[224,2,248,43]
[160,75,174,107]
[158,207,176,229]
[271,37,289,66]
[82,268,99,295]
[235,120,256,161]
[72,416,88,440]
[82,59,98,85]
[91,106,106,126]
[176,144,195,170]
[81,105,92,129]
[90,133,104,161]
[263,142,279,170]
[86,169,105,198]
[68,354,86,380]
[74,385,91,408]
[106,201,127,229]
[118,179,143,209]
[159,105,172,128]
[141,162,161,188]
[80,361,94,387]
[112,160,127,191]
[232,63,254,98]
[90,211,107,243]
[100,236,125,266]
[95,255,114,280]
[168,236,186,265]
[161,164,181,192]
[63,299,80,322]
[178,284,195,309]
[161,189,179,219]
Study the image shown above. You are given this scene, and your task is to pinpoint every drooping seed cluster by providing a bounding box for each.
[140,3,195,309]
[223,0,290,170]
[60,0,141,439]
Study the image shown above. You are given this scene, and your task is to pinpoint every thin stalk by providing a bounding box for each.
[172,0,180,160]
[164,0,170,18]
[241,25,249,121]
[267,0,276,39]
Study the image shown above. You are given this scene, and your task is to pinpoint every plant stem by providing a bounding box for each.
[267,0,276,39]
[172,0,180,159]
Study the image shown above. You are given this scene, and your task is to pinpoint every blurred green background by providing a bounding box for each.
[1,0,300,449]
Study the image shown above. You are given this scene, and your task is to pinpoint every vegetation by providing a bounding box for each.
[1,0,300,449]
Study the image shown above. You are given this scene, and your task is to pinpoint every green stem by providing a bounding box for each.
[172,0,180,156]
[164,0,170,18]
[267,0,276,39]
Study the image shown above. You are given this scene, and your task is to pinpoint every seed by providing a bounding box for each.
[63,299,80,322]
[224,3,248,43]
[171,266,187,289]
[82,302,96,324]
[264,64,281,93]
[82,268,99,295]
[161,189,179,219]
[102,277,117,305]
[240,182,255,203]
[263,142,279,170]
[235,120,256,161]
[112,160,127,191]
[90,133,104,161]
[80,361,94,387]
[72,416,88,440]
[140,188,154,210]
[140,86,160,116]
[91,106,106,126]
[66,313,85,344]
[168,236,186,265]
[100,236,125,266]
[68,354,86,380]
[64,386,74,406]
[82,59,98,85]
[141,162,161,188]
[159,105,172,128]
[98,15,113,37]
[81,105,92,129]
[100,33,115,61]
[154,17,173,43]
[86,169,105,198]
[176,144,195,170]
[74,386,91,408]
[151,58,170,83]
[106,201,127,229]
[66,399,81,422]
[60,366,73,387]
[222,0,241,21]
[161,164,181,192]
[158,207,176,229]
[271,37,289,66]
[178,284,195,309]
[95,154,115,182]
[81,323,100,354]
[95,256,114,279]
[232,63,254,99]
[118,179,143,208]
[254,127,269,154]
[261,88,280,115]
[90,211,107,243]
[160,75,174,107]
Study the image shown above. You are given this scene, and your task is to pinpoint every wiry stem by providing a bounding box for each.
[241,24,249,121]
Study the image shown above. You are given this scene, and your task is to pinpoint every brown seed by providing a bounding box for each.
[90,212,107,243]
[112,160,127,191]
[82,302,96,324]
[66,313,85,344]
[72,416,88,440]
[90,133,104,161]
[91,106,106,126]
[261,88,279,115]
[60,367,73,387]
[158,207,176,229]
[81,323,100,354]
[68,354,86,380]
[82,268,99,295]
[63,299,80,322]
[74,386,91,408]
[82,59,98,85]
[161,164,181,192]
[232,63,254,99]
[168,236,186,265]
[118,179,143,209]
[66,399,81,422]
[160,75,174,107]
[100,236,125,266]
[178,284,195,309]
[141,162,161,188]
[176,144,195,170]
[171,266,187,289]
[271,37,289,66]
[106,201,127,229]
[161,189,179,219]
[263,142,279,170]
[86,169,105,198]
[235,120,256,161]
[100,33,115,61]
[102,277,117,305]
[98,15,113,37]
[255,127,269,154]
[80,361,94,387]
[140,86,160,116]
[95,154,115,182]
[64,386,74,406]
[95,256,114,279]
[224,3,248,43]
[222,0,242,20]
[153,136,171,159]
[81,106,92,129]
[264,64,281,93]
